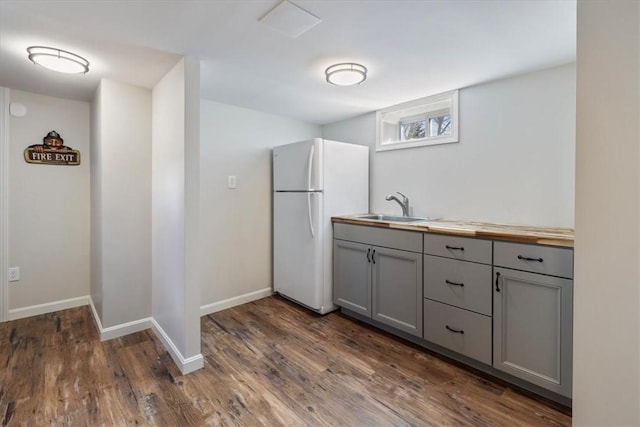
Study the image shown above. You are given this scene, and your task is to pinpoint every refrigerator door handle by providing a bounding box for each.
[306,144,315,191]
[307,192,315,237]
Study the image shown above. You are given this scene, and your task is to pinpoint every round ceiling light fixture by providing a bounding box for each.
[325,62,367,86]
[27,46,90,74]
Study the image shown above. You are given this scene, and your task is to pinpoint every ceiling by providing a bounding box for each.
[0,1,576,125]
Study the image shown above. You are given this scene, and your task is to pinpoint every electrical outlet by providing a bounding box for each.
[8,267,19,282]
[228,175,237,189]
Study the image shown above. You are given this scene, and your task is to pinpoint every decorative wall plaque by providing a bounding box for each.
[24,130,81,165]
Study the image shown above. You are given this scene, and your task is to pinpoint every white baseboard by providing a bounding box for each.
[151,318,203,375]
[200,287,273,317]
[9,296,203,375]
[88,298,152,341]
[88,299,202,374]
[8,295,90,321]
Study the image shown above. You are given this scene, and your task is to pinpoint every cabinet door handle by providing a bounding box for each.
[371,249,376,264]
[445,245,464,251]
[366,248,371,263]
[445,325,464,334]
[517,255,543,263]
[495,271,501,292]
[445,279,464,287]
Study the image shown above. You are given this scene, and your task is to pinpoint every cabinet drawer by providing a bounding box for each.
[423,299,492,365]
[423,234,491,264]
[494,241,573,278]
[424,255,492,316]
[333,223,422,253]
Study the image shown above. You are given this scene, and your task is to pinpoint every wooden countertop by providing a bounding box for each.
[332,215,574,248]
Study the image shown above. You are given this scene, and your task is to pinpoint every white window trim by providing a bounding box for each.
[376,90,459,152]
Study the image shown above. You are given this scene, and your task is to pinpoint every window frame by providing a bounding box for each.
[376,90,459,152]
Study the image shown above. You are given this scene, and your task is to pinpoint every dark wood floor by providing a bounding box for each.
[0,296,571,426]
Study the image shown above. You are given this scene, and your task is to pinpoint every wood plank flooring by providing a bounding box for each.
[0,296,571,426]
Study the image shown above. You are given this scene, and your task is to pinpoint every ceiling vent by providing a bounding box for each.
[259,0,321,38]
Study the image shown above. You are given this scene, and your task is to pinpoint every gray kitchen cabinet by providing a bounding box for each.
[494,241,573,278]
[424,233,492,264]
[423,234,493,363]
[493,256,573,398]
[333,239,371,316]
[423,255,492,316]
[371,246,422,337]
[333,223,423,337]
[334,220,575,403]
[423,299,492,364]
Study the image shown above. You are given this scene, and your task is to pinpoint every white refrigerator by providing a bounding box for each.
[273,138,369,314]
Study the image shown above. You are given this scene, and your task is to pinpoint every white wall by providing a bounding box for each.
[199,100,320,309]
[323,64,576,228]
[573,1,640,425]
[8,90,90,310]
[183,57,201,361]
[91,79,152,328]
[90,84,103,321]
[152,57,202,372]
[1,88,9,322]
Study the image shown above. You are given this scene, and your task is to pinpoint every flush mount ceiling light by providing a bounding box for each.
[325,63,367,86]
[27,46,90,74]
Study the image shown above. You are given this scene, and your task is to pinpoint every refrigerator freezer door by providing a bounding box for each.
[273,138,323,191]
[274,192,324,310]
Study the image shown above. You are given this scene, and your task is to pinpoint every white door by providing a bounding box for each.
[274,192,324,310]
[273,138,323,191]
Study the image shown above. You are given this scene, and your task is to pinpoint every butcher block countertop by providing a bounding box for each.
[332,215,574,248]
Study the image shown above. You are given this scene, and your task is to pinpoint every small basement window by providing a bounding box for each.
[376,90,458,151]
[399,114,426,141]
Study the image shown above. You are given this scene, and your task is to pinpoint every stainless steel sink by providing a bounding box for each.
[356,214,428,223]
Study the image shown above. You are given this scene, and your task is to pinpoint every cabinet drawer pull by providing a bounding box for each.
[517,255,543,263]
[445,245,464,251]
[445,279,464,287]
[371,249,376,264]
[445,325,464,334]
[366,248,371,263]
[495,271,501,292]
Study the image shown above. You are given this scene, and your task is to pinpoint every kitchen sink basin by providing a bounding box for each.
[356,214,428,223]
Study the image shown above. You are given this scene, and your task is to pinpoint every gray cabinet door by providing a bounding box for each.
[333,239,371,316]
[372,246,423,337]
[493,267,573,398]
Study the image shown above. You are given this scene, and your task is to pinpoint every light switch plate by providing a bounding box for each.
[8,267,19,282]
[228,175,237,189]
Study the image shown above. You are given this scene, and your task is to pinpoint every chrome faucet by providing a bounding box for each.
[385,192,410,216]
